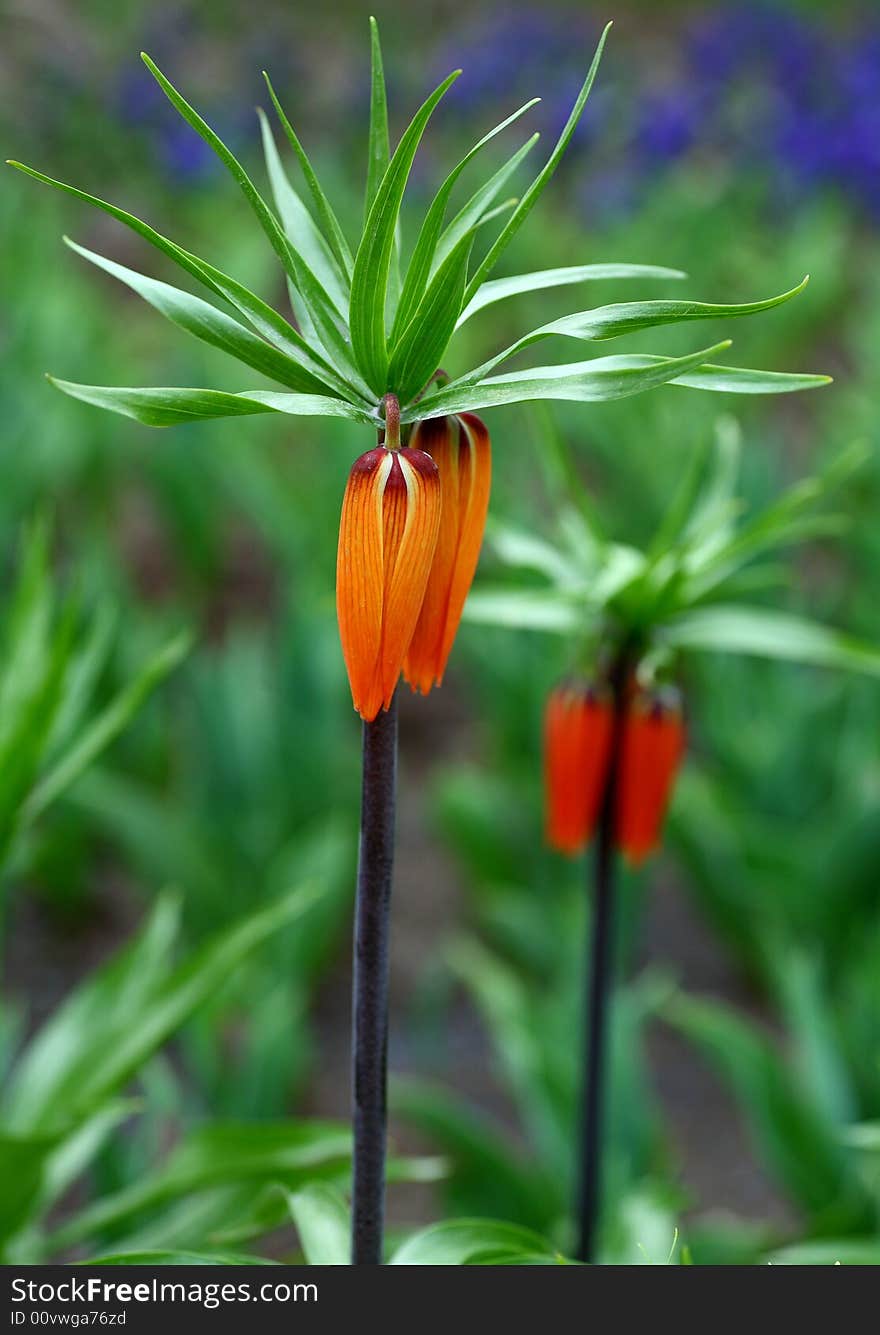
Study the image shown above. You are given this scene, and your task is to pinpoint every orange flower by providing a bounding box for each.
[544,680,614,856]
[616,687,685,865]
[336,445,441,722]
[404,412,492,695]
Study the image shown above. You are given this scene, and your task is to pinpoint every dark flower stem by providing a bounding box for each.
[350,396,401,1265]
[350,691,398,1265]
[576,649,630,1264]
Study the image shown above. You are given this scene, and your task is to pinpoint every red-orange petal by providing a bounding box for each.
[544,680,614,856]
[616,688,685,865]
[336,446,440,721]
[403,412,492,695]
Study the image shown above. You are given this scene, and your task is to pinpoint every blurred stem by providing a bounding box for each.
[350,691,398,1265]
[531,402,606,540]
[576,649,629,1264]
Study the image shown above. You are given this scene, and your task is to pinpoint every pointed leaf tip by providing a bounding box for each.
[462,22,613,301]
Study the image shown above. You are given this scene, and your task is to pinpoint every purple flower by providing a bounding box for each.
[159,123,218,183]
[636,89,705,165]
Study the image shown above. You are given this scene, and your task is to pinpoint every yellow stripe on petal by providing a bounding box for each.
[379,449,441,710]
[336,447,393,722]
[404,417,460,694]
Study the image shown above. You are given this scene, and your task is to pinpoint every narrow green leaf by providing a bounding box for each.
[365,18,402,310]
[463,21,612,303]
[83,1250,279,1266]
[257,108,348,324]
[679,416,742,548]
[141,55,362,386]
[52,1120,350,1250]
[140,55,301,280]
[7,162,359,401]
[43,603,116,760]
[392,1078,558,1233]
[657,360,832,394]
[451,279,811,390]
[766,1241,880,1266]
[486,521,577,585]
[391,1219,559,1266]
[681,433,855,597]
[24,631,191,824]
[70,885,325,1133]
[411,353,830,420]
[263,75,353,279]
[457,263,687,326]
[235,392,377,425]
[350,69,461,392]
[0,1132,63,1247]
[405,339,734,421]
[39,1103,137,1221]
[392,97,540,342]
[473,198,519,229]
[47,378,376,428]
[462,587,579,633]
[47,380,276,427]
[647,435,713,560]
[663,992,874,1230]
[365,16,391,223]
[657,605,880,676]
[388,233,473,403]
[774,950,857,1128]
[181,256,355,398]
[3,893,182,1132]
[844,1122,880,1151]
[0,597,76,865]
[288,1185,350,1265]
[433,133,539,276]
[65,238,339,396]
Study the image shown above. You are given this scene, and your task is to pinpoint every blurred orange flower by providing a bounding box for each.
[544,680,614,855]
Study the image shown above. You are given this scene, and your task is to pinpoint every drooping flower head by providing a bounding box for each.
[337,450,441,722]
[405,411,492,696]
[337,403,491,719]
[468,424,879,874]
[544,678,614,855]
[543,673,684,862]
[336,397,441,721]
[616,683,686,865]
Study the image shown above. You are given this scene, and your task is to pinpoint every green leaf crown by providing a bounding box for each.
[8,20,828,432]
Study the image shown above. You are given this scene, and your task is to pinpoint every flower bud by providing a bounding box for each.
[336,445,441,721]
[544,679,614,855]
[404,412,492,695]
[616,686,685,865]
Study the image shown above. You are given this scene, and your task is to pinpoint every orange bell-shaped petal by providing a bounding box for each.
[544,680,615,856]
[616,687,685,865]
[336,445,441,721]
[404,412,492,695]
